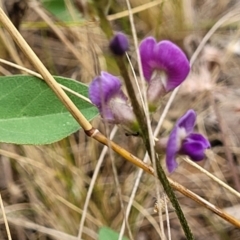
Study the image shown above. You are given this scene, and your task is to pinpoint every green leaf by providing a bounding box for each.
[0,75,98,145]
[41,0,81,22]
[98,227,129,240]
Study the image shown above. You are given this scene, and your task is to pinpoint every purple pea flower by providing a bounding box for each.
[156,110,210,173]
[139,37,190,111]
[89,71,139,133]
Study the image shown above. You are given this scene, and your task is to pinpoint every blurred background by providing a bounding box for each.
[0,0,240,239]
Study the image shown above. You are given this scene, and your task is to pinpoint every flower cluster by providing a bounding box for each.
[88,33,210,172]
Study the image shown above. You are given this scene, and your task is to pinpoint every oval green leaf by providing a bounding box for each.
[99,227,129,240]
[41,0,82,22]
[0,75,98,144]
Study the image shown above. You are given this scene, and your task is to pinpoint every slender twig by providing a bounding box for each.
[182,157,240,198]
[165,193,171,240]
[0,193,12,240]
[212,97,240,192]
[126,53,146,109]
[107,0,163,21]
[207,64,240,192]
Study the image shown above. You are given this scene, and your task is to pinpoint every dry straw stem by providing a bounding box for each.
[182,157,240,199]
[0,5,240,230]
[0,193,12,240]
[107,0,163,21]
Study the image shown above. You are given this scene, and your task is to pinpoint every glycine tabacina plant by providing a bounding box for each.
[89,33,210,173]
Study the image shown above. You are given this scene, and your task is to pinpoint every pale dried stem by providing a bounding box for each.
[182,157,240,198]
[107,0,163,21]
[212,97,240,192]
[165,194,171,240]
[0,193,12,240]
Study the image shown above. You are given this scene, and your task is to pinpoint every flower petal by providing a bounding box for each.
[177,109,196,134]
[166,126,179,173]
[89,71,123,108]
[187,133,211,149]
[180,133,210,161]
[139,37,157,81]
[180,140,207,161]
[153,40,190,91]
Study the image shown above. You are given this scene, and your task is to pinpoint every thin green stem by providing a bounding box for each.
[115,56,150,153]
[155,155,194,239]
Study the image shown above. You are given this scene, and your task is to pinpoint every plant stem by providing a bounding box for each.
[155,155,194,239]
[115,56,151,153]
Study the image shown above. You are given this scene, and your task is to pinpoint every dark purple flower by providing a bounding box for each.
[109,32,129,56]
[164,109,210,173]
[139,37,190,111]
[89,71,139,133]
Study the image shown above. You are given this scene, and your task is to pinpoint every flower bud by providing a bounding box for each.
[109,32,129,56]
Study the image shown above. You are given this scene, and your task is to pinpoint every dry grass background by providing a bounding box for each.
[0,0,240,239]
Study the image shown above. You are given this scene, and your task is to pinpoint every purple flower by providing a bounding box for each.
[109,32,129,56]
[139,37,190,111]
[164,110,210,173]
[89,71,139,133]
